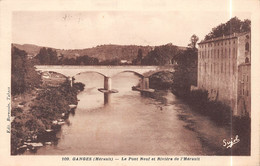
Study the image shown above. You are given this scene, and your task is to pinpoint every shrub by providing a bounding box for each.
[187,89,208,113]
[73,82,85,91]
[206,101,232,126]
[185,89,233,126]
[11,107,23,116]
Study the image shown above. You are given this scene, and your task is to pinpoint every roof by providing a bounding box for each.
[198,32,250,45]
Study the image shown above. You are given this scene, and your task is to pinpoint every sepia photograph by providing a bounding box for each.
[10,10,251,156]
[1,0,260,165]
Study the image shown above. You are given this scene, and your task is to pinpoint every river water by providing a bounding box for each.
[25,72,232,155]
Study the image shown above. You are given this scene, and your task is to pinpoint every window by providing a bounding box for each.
[228,62,230,74]
[233,48,236,59]
[245,42,249,51]
[245,57,249,63]
[221,63,223,73]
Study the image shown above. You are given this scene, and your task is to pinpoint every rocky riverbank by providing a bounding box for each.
[11,80,84,155]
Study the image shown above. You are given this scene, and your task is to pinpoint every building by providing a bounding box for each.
[197,32,251,117]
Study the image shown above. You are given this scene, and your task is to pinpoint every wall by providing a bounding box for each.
[197,32,251,117]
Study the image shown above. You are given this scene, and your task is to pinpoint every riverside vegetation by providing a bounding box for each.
[11,17,250,155]
[11,46,85,155]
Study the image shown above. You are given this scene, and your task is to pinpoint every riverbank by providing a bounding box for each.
[172,89,251,155]
[11,80,84,155]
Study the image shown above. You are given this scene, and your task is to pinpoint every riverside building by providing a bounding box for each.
[197,32,251,117]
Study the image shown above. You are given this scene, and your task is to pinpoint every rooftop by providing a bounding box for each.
[198,32,250,45]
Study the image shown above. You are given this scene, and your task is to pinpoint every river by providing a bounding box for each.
[25,72,232,155]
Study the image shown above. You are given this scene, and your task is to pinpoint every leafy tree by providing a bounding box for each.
[35,47,59,65]
[24,59,42,90]
[149,71,174,90]
[204,17,251,40]
[142,44,179,65]
[11,47,27,94]
[132,49,143,65]
[188,34,199,49]
[137,49,143,60]
[99,58,120,65]
[172,48,198,96]
[63,58,76,65]
[76,55,99,65]
[11,46,41,95]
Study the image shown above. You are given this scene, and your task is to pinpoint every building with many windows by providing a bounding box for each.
[197,32,251,117]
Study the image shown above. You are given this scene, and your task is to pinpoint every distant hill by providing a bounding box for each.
[12,43,187,61]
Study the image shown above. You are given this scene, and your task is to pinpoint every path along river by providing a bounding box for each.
[25,72,232,155]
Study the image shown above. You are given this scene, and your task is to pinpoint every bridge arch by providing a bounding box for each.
[112,70,144,78]
[41,71,68,78]
[75,71,106,77]
[147,70,174,77]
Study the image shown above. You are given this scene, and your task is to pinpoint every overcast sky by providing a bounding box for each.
[12,11,250,49]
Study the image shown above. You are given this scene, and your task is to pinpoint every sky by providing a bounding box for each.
[12,11,250,49]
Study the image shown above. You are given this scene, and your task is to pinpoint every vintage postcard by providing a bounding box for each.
[0,0,259,165]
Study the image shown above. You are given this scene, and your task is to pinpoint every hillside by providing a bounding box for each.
[12,43,186,61]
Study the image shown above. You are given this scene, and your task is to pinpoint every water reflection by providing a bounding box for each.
[24,72,232,155]
[104,93,111,105]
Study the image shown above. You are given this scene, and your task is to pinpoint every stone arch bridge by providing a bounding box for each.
[35,65,174,91]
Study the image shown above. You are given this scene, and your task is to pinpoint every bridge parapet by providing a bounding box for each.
[35,65,174,78]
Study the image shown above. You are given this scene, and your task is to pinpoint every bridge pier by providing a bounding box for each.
[140,77,149,90]
[104,77,112,90]
[104,93,111,105]
[68,76,75,87]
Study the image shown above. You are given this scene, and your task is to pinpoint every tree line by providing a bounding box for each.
[204,17,250,40]
[33,44,182,66]
[11,47,41,95]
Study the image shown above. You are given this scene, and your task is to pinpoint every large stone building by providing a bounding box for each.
[197,32,251,117]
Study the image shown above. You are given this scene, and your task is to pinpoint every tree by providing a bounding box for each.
[35,47,59,65]
[188,34,199,49]
[132,49,143,65]
[137,49,143,61]
[172,48,198,97]
[141,44,179,65]
[204,17,251,40]
[11,47,27,94]
[11,46,41,95]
